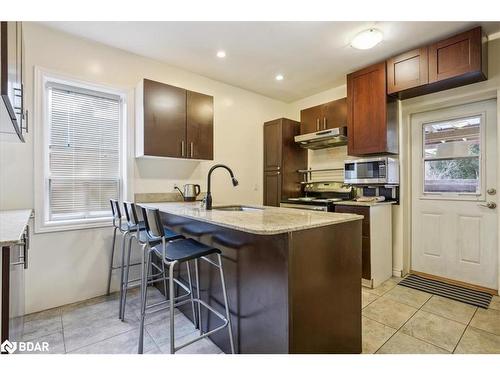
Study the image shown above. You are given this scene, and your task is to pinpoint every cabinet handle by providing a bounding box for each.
[181,141,185,157]
[323,117,327,129]
[316,118,320,131]
[190,142,194,158]
[22,109,29,134]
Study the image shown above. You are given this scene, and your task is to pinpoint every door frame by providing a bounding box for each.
[400,87,500,293]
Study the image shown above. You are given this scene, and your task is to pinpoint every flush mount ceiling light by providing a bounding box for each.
[351,29,383,50]
[216,50,226,58]
[275,74,284,81]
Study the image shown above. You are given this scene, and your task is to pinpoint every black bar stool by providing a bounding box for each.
[120,201,186,321]
[138,206,235,354]
[107,199,128,296]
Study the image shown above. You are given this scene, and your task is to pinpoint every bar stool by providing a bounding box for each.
[107,199,128,296]
[138,206,235,354]
[120,201,186,321]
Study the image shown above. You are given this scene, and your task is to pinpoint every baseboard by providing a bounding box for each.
[392,269,403,278]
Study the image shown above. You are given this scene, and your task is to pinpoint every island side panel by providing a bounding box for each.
[159,212,290,354]
[288,219,362,354]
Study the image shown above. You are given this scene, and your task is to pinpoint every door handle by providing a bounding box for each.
[323,117,327,129]
[181,141,185,157]
[478,201,497,209]
[190,142,194,158]
[316,118,320,131]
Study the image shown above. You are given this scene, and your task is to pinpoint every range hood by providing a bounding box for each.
[294,127,347,150]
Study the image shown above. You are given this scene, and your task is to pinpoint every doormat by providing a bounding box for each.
[399,274,493,309]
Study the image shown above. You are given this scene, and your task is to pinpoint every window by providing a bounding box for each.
[35,69,127,232]
[422,115,482,194]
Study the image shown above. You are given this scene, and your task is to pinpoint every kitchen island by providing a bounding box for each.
[143,202,363,354]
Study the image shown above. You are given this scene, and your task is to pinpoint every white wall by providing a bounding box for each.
[0,23,288,313]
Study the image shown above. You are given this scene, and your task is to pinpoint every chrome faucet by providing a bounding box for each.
[204,164,239,210]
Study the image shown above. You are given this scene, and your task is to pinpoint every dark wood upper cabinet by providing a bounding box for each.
[141,79,187,158]
[347,62,398,156]
[263,118,306,206]
[263,119,282,171]
[323,97,347,130]
[387,27,487,99]
[387,47,429,97]
[428,27,486,84]
[300,105,323,134]
[300,97,347,134]
[136,79,214,160]
[0,21,26,142]
[186,90,214,160]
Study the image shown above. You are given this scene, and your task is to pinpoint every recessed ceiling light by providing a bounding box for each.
[275,74,284,81]
[216,50,226,58]
[351,29,383,50]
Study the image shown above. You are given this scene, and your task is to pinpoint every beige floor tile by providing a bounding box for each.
[366,278,399,296]
[454,326,500,354]
[384,285,432,308]
[362,317,396,354]
[470,308,500,336]
[22,307,63,341]
[401,310,466,352]
[488,296,500,311]
[377,332,449,354]
[421,295,477,324]
[362,296,417,329]
[362,290,378,308]
[17,331,66,354]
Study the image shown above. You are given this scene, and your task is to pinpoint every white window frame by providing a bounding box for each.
[419,110,487,202]
[34,67,129,233]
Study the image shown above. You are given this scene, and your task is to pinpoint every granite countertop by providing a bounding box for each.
[334,200,397,207]
[0,209,32,246]
[143,202,363,235]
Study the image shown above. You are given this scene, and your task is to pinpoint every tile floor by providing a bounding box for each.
[19,277,500,354]
[19,287,222,354]
[362,277,500,354]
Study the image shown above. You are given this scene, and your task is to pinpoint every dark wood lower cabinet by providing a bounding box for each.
[334,205,371,280]
[156,212,362,354]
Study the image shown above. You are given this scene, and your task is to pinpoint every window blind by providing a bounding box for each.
[48,85,121,221]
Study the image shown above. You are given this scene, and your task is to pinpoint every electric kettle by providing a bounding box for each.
[175,184,201,202]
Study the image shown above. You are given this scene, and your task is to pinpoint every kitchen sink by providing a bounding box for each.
[212,205,263,212]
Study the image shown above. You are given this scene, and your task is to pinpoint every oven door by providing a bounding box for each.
[344,157,388,184]
[280,203,328,212]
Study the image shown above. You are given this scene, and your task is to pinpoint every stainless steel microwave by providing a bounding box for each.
[344,157,399,185]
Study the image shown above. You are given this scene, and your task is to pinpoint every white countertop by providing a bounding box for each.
[334,200,397,207]
[0,209,32,246]
[143,202,363,235]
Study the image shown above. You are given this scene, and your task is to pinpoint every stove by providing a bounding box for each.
[280,182,354,212]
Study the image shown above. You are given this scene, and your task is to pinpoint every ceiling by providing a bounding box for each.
[42,21,500,102]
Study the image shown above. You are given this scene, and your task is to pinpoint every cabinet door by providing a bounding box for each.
[143,79,187,158]
[347,62,389,155]
[428,27,482,83]
[387,47,429,95]
[335,205,371,279]
[300,105,322,134]
[0,22,23,138]
[186,90,213,160]
[263,119,282,170]
[263,171,281,207]
[322,97,347,130]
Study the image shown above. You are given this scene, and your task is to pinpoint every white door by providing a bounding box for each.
[411,99,498,290]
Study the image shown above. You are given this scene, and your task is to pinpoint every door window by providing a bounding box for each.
[422,115,482,195]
